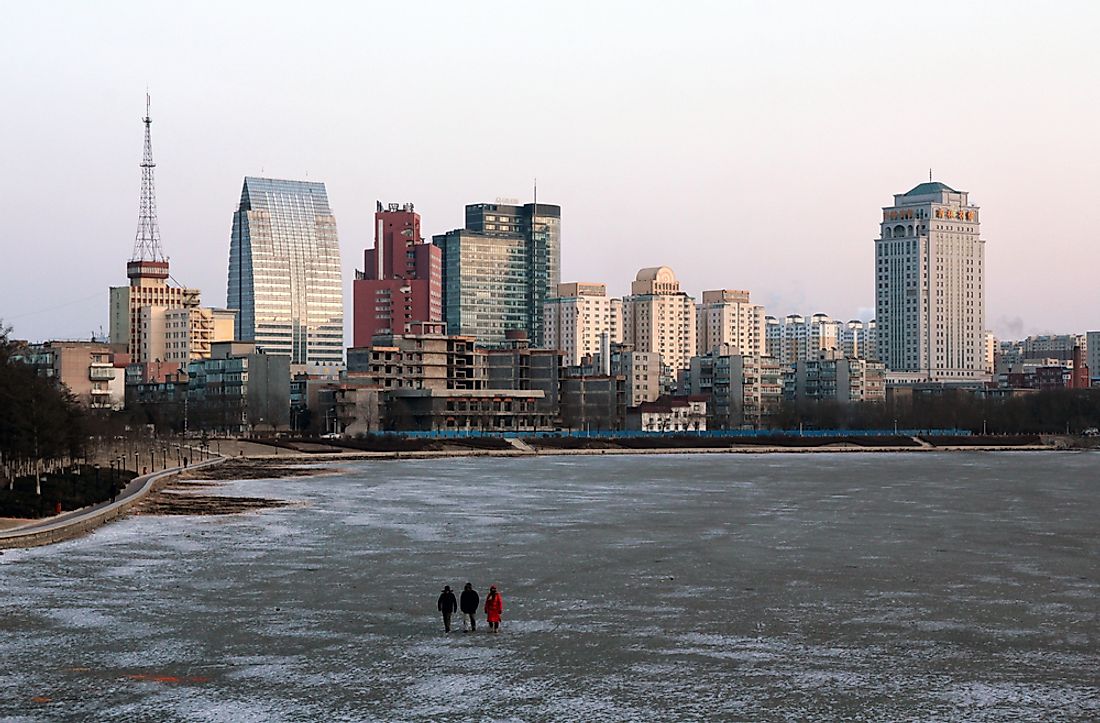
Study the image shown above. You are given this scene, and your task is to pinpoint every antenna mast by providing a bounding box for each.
[131,93,165,262]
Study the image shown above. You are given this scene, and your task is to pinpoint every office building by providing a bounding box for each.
[465,201,561,345]
[227,177,344,365]
[352,202,442,346]
[622,266,697,376]
[696,289,765,357]
[875,181,987,380]
[543,282,623,367]
[433,228,528,347]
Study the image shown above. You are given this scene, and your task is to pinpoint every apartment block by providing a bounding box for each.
[687,348,781,429]
[622,266,696,375]
[544,282,623,367]
[696,289,765,357]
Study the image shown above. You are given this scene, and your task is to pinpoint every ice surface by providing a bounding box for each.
[1,452,1098,720]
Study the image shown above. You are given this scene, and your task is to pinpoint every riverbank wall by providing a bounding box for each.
[0,457,224,550]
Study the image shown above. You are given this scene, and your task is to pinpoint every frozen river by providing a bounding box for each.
[1,452,1098,721]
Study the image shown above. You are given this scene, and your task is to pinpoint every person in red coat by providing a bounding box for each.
[484,585,504,632]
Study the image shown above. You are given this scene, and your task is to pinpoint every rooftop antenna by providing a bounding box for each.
[130,92,165,263]
[929,168,933,182]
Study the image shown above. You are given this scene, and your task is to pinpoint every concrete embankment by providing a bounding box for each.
[0,457,224,550]
[227,441,1057,463]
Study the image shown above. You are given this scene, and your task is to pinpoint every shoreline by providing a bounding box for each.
[0,443,1078,543]
[228,442,1061,462]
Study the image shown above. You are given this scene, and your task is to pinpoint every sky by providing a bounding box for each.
[2,1,1098,343]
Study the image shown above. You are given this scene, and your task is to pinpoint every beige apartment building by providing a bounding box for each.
[139,306,236,365]
[14,341,126,410]
[696,289,765,357]
[109,260,200,364]
[543,282,623,367]
[622,266,697,375]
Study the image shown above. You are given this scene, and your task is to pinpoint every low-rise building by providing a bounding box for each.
[387,388,550,432]
[14,341,126,410]
[186,342,291,434]
[484,330,562,417]
[626,395,708,432]
[559,375,627,431]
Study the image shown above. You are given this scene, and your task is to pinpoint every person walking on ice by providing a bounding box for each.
[438,585,458,633]
[460,582,480,632]
[484,585,504,633]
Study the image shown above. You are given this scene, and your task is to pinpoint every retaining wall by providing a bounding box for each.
[0,457,224,550]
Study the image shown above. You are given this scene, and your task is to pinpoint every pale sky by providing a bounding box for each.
[2,1,1098,343]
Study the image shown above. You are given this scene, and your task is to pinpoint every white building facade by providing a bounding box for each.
[622,266,697,375]
[875,181,987,380]
[543,282,623,367]
[696,289,765,358]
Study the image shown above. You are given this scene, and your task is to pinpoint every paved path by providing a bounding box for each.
[0,453,224,548]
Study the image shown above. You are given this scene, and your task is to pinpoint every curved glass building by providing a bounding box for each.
[227,177,344,365]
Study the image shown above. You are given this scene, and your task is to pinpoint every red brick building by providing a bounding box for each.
[352,202,442,347]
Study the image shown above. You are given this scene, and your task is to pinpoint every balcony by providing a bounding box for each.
[89,365,116,381]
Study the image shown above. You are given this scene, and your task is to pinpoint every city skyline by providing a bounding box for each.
[2,2,1099,342]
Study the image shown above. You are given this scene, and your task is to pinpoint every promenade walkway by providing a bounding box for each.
[0,453,224,550]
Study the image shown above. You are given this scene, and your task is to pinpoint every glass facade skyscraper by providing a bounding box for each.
[432,228,528,347]
[462,202,561,346]
[227,177,344,365]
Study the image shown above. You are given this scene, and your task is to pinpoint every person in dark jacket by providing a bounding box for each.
[437,585,458,633]
[459,582,480,632]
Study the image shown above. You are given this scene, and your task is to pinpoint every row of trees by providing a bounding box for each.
[0,322,88,492]
[771,388,1100,434]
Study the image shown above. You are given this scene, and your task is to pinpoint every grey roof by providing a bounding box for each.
[904,181,957,196]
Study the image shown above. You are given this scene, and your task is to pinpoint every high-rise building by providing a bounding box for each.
[463,201,561,345]
[543,282,623,367]
[622,266,697,376]
[841,320,876,360]
[109,95,200,362]
[1087,331,1100,385]
[352,202,442,346]
[696,289,765,358]
[764,313,848,366]
[875,181,987,380]
[433,228,528,347]
[227,177,344,365]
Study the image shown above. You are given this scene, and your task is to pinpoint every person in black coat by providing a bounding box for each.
[437,585,458,633]
[459,582,480,632]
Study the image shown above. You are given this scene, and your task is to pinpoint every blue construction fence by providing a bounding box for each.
[369,428,972,440]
